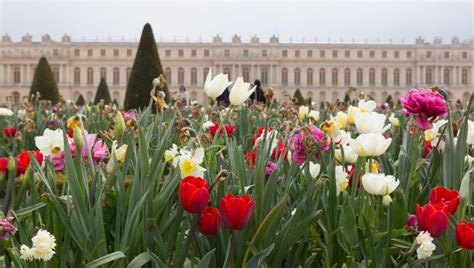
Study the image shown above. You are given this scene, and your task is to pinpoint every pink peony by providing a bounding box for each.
[290,125,329,165]
[399,88,447,130]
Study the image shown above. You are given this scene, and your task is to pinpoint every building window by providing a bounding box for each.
[224,50,230,57]
[357,51,363,58]
[165,68,172,85]
[295,50,300,58]
[13,67,20,84]
[332,50,338,58]
[426,68,433,84]
[101,49,106,56]
[191,68,197,85]
[345,50,350,58]
[394,68,400,86]
[307,50,313,57]
[294,68,300,85]
[382,51,387,58]
[320,50,325,58]
[88,49,93,57]
[461,68,468,84]
[443,68,450,85]
[262,50,267,57]
[282,50,288,58]
[381,68,388,86]
[114,49,119,57]
[331,68,338,85]
[243,49,249,57]
[444,52,449,59]
[370,51,375,58]
[53,67,59,83]
[426,51,432,58]
[165,50,171,57]
[53,49,59,57]
[113,68,119,85]
[462,52,468,59]
[204,49,210,57]
[87,68,94,85]
[319,68,326,85]
[261,67,268,84]
[243,67,250,82]
[203,68,210,82]
[307,68,313,85]
[223,67,231,80]
[178,68,185,85]
[406,69,412,85]
[126,68,132,84]
[100,68,107,80]
[357,68,363,85]
[179,49,184,57]
[74,68,81,84]
[127,49,132,57]
[74,49,80,57]
[369,68,375,86]
[343,68,350,85]
[394,51,399,58]
[407,51,412,58]
[191,49,196,57]
[282,68,288,85]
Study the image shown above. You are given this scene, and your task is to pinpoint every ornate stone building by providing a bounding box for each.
[0,33,472,105]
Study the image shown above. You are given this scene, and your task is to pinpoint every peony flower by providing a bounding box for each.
[0,108,14,117]
[355,112,387,134]
[177,148,206,178]
[361,173,399,205]
[350,133,391,157]
[290,125,329,165]
[204,69,232,99]
[415,231,436,260]
[298,106,309,121]
[229,77,255,106]
[34,129,65,157]
[400,88,448,130]
[164,144,180,167]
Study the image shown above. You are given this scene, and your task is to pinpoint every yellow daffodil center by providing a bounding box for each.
[359,107,368,112]
[67,116,82,129]
[51,145,61,155]
[180,159,197,176]
[164,152,174,162]
[321,121,335,134]
[339,179,349,191]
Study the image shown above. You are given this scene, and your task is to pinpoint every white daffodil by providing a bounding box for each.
[21,229,56,262]
[389,113,400,127]
[178,147,206,178]
[202,121,215,131]
[467,120,474,145]
[298,106,310,121]
[0,107,13,116]
[355,111,387,134]
[204,69,232,99]
[424,119,448,145]
[350,133,392,157]
[335,165,349,195]
[361,173,399,206]
[164,144,180,168]
[34,129,65,156]
[415,231,436,260]
[309,110,320,121]
[358,99,377,112]
[229,77,255,106]
[106,141,128,173]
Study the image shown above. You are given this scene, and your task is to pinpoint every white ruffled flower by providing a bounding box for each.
[20,245,34,261]
[0,107,14,116]
[178,148,206,178]
[20,229,56,262]
[361,173,399,205]
[229,77,255,106]
[415,231,436,260]
[355,112,387,134]
[350,133,392,157]
[204,68,232,99]
[34,129,65,156]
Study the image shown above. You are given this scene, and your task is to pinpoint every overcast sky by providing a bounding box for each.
[1,0,472,44]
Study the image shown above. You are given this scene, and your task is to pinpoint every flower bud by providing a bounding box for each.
[114,112,125,139]
[7,157,16,173]
[73,127,83,151]
[382,195,392,206]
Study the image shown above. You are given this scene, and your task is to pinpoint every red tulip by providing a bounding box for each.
[179,176,210,214]
[3,127,17,138]
[16,150,43,175]
[67,129,74,138]
[456,221,474,250]
[271,142,287,161]
[245,148,257,167]
[252,127,272,144]
[429,186,459,215]
[198,206,221,236]
[422,140,432,158]
[0,157,8,173]
[220,193,255,230]
[416,203,448,237]
[209,123,235,136]
[348,165,362,187]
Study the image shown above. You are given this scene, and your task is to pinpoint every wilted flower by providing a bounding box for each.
[34,129,65,157]
[229,77,255,106]
[400,88,448,130]
[290,125,329,165]
[350,133,391,157]
[204,69,232,99]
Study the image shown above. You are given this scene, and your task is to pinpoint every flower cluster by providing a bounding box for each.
[20,229,56,262]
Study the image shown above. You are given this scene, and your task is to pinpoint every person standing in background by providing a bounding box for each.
[177,85,187,108]
[250,79,266,104]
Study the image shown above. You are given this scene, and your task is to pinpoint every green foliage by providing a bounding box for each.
[76,94,86,106]
[94,78,111,104]
[29,57,60,104]
[123,23,170,110]
[293,88,305,105]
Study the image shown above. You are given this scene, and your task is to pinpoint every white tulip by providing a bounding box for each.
[355,112,387,134]
[361,173,399,205]
[334,111,349,129]
[34,129,65,156]
[309,110,320,121]
[358,99,377,112]
[308,161,321,179]
[204,68,232,99]
[229,77,256,106]
[467,120,474,145]
[350,133,392,157]
[298,106,310,120]
[0,108,14,116]
[335,144,358,164]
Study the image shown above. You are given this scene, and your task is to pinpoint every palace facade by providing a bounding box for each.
[0,33,473,105]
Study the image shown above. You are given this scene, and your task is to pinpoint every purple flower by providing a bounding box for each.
[51,152,65,171]
[0,217,17,240]
[406,214,418,227]
[70,131,109,162]
[265,162,278,176]
[290,125,329,165]
[399,88,447,130]
[122,111,136,122]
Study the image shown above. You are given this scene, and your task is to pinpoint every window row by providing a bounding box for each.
[73,49,133,57]
[73,67,132,85]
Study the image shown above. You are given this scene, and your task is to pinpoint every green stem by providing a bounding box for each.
[177,214,198,268]
[230,230,238,268]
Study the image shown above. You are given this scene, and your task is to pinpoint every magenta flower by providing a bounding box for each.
[51,152,65,171]
[122,111,137,122]
[399,88,447,130]
[0,217,17,240]
[70,131,109,162]
[265,162,278,176]
[290,125,329,165]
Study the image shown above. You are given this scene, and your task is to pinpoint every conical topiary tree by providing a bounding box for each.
[124,23,169,110]
[29,57,60,104]
[94,78,111,104]
[293,88,306,105]
[76,95,86,106]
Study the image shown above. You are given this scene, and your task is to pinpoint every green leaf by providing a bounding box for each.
[128,252,151,268]
[197,248,216,268]
[246,243,275,268]
[85,251,126,267]
[13,202,46,217]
